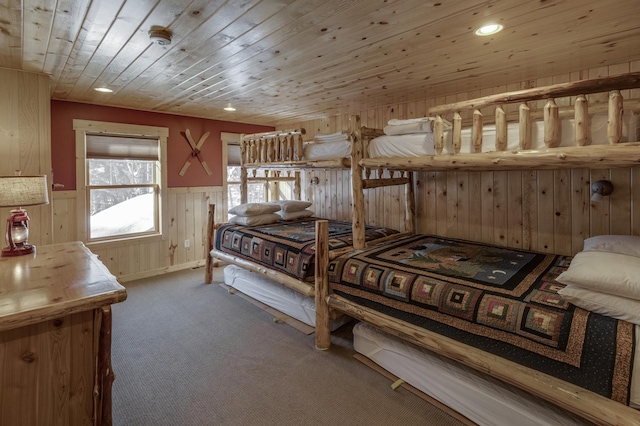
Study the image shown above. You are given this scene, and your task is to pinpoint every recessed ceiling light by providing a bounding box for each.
[223,104,236,112]
[474,24,503,36]
[94,87,113,93]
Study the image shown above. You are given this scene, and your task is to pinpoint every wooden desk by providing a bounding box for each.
[0,242,127,426]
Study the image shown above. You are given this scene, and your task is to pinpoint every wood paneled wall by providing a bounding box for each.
[0,68,52,246]
[52,186,225,282]
[283,62,640,256]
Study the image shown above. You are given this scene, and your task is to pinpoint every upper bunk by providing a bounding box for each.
[357,71,640,173]
[240,128,351,170]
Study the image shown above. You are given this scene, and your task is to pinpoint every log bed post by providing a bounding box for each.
[295,133,304,160]
[518,103,531,150]
[575,95,589,146]
[240,135,248,204]
[205,203,216,284]
[405,172,416,234]
[434,115,444,154]
[315,219,331,350]
[351,115,366,250]
[472,109,483,153]
[452,112,462,154]
[543,99,560,148]
[294,171,301,200]
[608,90,623,144]
[495,106,507,151]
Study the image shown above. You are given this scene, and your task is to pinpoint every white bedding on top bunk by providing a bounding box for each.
[223,265,350,331]
[353,321,640,426]
[302,140,351,160]
[366,111,637,158]
[368,133,436,157]
[448,110,637,154]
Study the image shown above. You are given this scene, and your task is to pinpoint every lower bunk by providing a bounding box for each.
[205,207,400,329]
[353,321,593,426]
[223,264,350,331]
[313,220,640,425]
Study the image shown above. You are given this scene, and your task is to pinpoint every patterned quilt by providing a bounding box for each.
[328,234,635,403]
[215,219,398,280]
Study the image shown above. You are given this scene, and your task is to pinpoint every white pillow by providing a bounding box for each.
[313,132,349,143]
[583,234,640,258]
[558,284,640,325]
[228,203,279,217]
[556,251,640,300]
[229,213,280,226]
[267,200,312,212]
[383,122,432,135]
[277,209,314,221]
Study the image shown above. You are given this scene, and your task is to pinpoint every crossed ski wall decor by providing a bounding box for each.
[179,128,212,176]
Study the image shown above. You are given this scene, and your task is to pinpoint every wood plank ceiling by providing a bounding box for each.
[1,0,639,125]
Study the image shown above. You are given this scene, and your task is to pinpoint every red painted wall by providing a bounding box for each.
[51,100,273,190]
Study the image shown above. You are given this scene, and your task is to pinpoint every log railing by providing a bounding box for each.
[429,72,640,156]
[239,168,301,205]
[360,72,640,173]
[240,128,306,166]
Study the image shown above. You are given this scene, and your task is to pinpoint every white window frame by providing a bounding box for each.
[74,119,168,246]
[221,132,242,218]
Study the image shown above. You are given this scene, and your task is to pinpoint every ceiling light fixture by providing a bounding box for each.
[223,104,236,112]
[474,24,504,36]
[94,87,113,93]
[149,27,173,46]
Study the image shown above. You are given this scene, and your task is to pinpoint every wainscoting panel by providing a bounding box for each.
[52,186,225,281]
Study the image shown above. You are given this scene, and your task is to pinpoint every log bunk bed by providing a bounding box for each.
[204,127,399,329]
[313,72,640,425]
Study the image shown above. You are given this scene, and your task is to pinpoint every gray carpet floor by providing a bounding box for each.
[111,266,466,426]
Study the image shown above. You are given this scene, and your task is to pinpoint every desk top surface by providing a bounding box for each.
[0,241,127,331]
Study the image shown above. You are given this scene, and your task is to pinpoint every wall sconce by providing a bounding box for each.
[310,177,319,186]
[0,174,49,256]
[591,180,614,203]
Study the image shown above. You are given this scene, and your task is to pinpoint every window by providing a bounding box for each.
[74,120,168,244]
[222,134,296,220]
[225,138,267,220]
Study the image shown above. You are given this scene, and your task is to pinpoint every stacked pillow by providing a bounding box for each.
[312,132,349,143]
[556,235,640,325]
[228,203,280,226]
[383,117,452,136]
[267,200,314,220]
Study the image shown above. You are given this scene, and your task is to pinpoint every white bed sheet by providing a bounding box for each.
[303,140,351,160]
[353,321,640,426]
[223,265,350,331]
[368,134,436,158]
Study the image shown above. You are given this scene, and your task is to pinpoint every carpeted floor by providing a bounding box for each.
[111,266,466,426]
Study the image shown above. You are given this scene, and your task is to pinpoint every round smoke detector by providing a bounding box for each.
[149,27,172,46]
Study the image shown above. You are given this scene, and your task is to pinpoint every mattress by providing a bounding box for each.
[303,140,351,160]
[223,264,351,331]
[368,133,436,157]
[353,321,593,426]
[328,234,638,404]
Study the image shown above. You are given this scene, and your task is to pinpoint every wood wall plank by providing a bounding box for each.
[52,187,224,281]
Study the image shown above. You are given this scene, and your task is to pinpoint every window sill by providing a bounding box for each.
[86,233,163,250]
